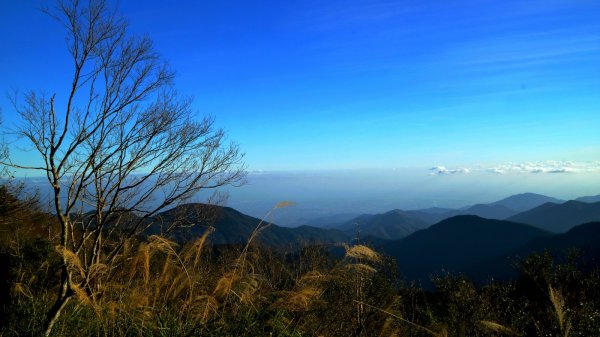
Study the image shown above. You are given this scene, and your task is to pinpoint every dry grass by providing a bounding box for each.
[346,262,377,274]
[10,282,32,300]
[345,244,381,263]
[277,269,326,312]
[357,300,449,337]
[214,271,239,298]
[182,226,214,269]
[55,245,85,279]
[147,235,178,255]
[51,230,219,331]
[191,294,219,323]
[71,283,94,308]
[283,287,322,311]
[549,285,571,337]
[298,270,325,283]
[478,320,520,336]
[9,196,596,337]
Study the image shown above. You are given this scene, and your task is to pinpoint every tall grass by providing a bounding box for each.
[2,197,600,336]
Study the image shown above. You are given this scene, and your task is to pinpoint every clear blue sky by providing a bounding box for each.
[1,0,599,171]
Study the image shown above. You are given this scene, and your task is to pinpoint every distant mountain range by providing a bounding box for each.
[414,203,519,223]
[376,215,600,286]
[575,195,600,203]
[380,215,553,285]
[141,192,600,285]
[507,200,600,233]
[303,213,361,228]
[430,193,565,222]
[491,192,565,212]
[336,209,429,240]
[315,193,596,240]
[147,203,349,247]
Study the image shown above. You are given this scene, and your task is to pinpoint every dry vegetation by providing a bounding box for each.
[1,187,600,337]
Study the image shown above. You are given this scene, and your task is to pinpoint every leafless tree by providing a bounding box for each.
[0,111,9,179]
[4,0,245,335]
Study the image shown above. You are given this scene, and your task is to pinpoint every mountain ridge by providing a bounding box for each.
[507,200,600,233]
[380,215,553,285]
[323,192,569,239]
[337,209,429,240]
[148,203,350,247]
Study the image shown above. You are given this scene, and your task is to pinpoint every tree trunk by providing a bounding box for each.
[43,266,72,337]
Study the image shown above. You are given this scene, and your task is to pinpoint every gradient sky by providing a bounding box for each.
[1,0,599,170]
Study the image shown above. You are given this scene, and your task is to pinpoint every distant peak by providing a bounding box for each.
[442,214,484,222]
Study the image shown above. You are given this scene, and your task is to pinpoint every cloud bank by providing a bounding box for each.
[432,161,600,176]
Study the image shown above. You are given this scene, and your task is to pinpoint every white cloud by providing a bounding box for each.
[547,167,575,173]
[432,160,598,176]
[486,160,597,174]
[487,168,506,174]
[429,166,471,175]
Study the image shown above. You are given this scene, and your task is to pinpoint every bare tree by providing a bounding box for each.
[4,0,245,335]
[0,111,9,179]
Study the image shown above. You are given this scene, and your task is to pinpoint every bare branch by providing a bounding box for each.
[9,1,246,335]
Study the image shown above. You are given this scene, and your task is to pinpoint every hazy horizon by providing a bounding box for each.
[13,164,600,226]
[229,166,600,225]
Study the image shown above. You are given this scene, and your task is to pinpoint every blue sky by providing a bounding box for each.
[1,0,599,172]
